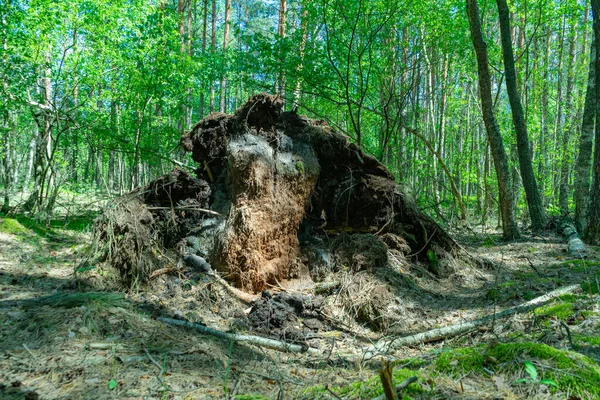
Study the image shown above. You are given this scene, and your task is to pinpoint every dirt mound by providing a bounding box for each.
[91,93,469,296]
[246,291,326,344]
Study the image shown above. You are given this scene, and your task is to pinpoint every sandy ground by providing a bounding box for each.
[1,225,599,399]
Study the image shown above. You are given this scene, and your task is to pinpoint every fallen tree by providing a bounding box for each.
[90,94,473,292]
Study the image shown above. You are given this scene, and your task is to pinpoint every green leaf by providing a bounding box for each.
[108,379,118,390]
[524,361,538,381]
[540,378,559,388]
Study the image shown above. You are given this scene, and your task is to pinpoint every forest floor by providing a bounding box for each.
[1,214,599,399]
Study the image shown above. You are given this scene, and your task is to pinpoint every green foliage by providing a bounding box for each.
[514,360,558,388]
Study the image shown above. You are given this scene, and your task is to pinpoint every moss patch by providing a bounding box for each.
[535,302,574,321]
[560,259,600,271]
[574,335,600,346]
[0,217,31,236]
[435,342,600,398]
[301,368,423,400]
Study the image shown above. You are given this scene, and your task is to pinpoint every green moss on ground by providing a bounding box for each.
[574,335,600,346]
[535,302,574,321]
[560,260,600,271]
[435,342,600,398]
[301,368,423,400]
[0,217,31,236]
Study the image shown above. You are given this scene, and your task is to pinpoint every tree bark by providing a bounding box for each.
[209,0,216,112]
[496,0,546,233]
[585,0,600,245]
[559,27,577,214]
[219,0,231,113]
[466,0,520,240]
[575,37,596,234]
[276,0,287,98]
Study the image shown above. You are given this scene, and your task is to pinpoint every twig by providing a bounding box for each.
[522,256,546,277]
[22,344,37,361]
[325,385,342,400]
[559,321,576,350]
[367,284,581,356]
[158,317,320,355]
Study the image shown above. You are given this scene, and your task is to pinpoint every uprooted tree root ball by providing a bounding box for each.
[88,93,477,306]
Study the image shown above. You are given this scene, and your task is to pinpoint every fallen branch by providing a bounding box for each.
[368,284,581,355]
[157,317,320,355]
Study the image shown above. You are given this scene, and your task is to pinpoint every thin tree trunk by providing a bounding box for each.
[209,0,216,112]
[575,38,596,233]
[219,0,231,113]
[559,28,577,214]
[292,7,309,108]
[496,0,546,232]
[466,0,520,240]
[199,0,208,117]
[585,0,600,244]
[276,0,287,99]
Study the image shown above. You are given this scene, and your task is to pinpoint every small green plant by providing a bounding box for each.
[108,379,118,390]
[295,160,305,175]
[483,236,495,247]
[514,361,558,389]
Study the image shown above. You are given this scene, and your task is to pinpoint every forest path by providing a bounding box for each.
[0,219,599,399]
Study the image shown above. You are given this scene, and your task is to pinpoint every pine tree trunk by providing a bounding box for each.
[575,38,596,234]
[585,0,600,245]
[466,0,520,240]
[496,0,546,232]
[219,0,231,113]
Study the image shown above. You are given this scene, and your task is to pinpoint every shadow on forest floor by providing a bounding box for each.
[1,216,600,399]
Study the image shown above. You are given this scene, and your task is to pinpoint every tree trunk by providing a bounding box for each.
[575,37,596,234]
[199,0,208,117]
[496,0,546,233]
[292,7,309,109]
[466,0,520,240]
[209,0,216,112]
[219,0,231,113]
[559,27,577,214]
[585,0,600,245]
[276,0,287,99]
